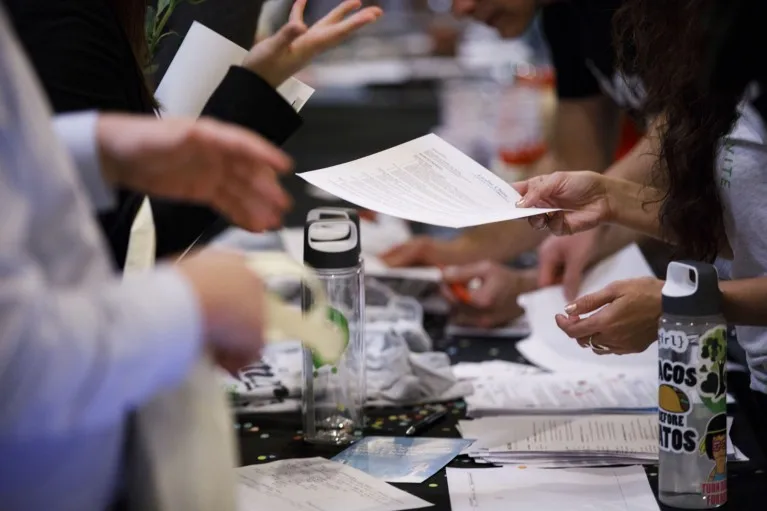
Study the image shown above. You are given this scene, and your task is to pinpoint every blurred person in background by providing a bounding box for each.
[7,0,381,269]
[383,0,662,329]
[0,4,301,508]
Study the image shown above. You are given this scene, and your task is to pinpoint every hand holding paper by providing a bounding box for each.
[244,0,383,88]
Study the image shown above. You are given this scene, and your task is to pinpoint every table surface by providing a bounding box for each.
[237,314,767,510]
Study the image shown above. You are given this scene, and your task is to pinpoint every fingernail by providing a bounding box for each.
[564,303,576,314]
[515,198,526,207]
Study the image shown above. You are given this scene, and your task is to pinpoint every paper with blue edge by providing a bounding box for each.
[332,436,474,483]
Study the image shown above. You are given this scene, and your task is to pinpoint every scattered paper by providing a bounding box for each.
[332,436,474,483]
[156,21,313,118]
[517,244,657,372]
[237,457,432,511]
[465,371,657,416]
[446,466,660,511]
[451,360,544,381]
[446,315,531,338]
[280,226,441,281]
[298,134,557,228]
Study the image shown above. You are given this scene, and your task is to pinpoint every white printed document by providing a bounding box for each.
[460,414,658,456]
[517,244,657,372]
[237,457,432,511]
[447,466,660,511]
[155,21,314,117]
[465,371,657,416]
[298,134,557,228]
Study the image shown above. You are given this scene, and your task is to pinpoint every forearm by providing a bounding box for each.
[720,278,767,326]
[604,116,663,185]
[605,177,667,241]
[591,224,642,264]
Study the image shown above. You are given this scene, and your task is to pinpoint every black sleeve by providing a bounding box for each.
[6,0,149,269]
[540,3,603,100]
[150,66,304,258]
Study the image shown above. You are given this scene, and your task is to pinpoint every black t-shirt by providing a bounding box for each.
[540,0,642,114]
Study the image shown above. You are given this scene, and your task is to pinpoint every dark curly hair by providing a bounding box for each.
[613,0,757,261]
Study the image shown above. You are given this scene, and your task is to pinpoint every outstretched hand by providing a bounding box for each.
[513,171,612,235]
[243,0,383,88]
[97,114,292,232]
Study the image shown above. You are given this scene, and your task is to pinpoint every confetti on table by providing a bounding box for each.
[428,483,438,488]
[260,433,270,439]
[257,455,267,461]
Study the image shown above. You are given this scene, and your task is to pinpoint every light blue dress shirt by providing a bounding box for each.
[0,8,204,511]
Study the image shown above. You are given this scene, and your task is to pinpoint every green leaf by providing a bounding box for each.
[158,0,172,15]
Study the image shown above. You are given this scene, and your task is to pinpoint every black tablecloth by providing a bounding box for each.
[237,315,767,510]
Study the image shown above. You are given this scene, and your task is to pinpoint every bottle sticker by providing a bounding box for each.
[311,306,350,370]
[658,361,698,454]
[700,413,727,505]
[658,328,693,353]
[698,326,727,413]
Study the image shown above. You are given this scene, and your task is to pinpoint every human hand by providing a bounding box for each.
[380,236,483,267]
[513,171,612,235]
[177,250,266,374]
[537,230,600,301]
[97,114,292,232]
[243,0,383,88]
[441,262,536,328]
[554,277,662,355]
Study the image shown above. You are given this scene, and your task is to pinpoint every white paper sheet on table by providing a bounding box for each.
[155,21,314,118]
[451,360,544,381]
[279,226,441,281]
[517,244,657,372]
[237,457,432,511]
[446,465,660,511]
[298,134,557,228]
[465,371,657,416]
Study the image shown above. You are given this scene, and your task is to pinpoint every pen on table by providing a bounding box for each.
[405,409,449,436]
[438,265,472,305]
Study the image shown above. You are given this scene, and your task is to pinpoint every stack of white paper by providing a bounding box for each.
[464,371,658,417]
[457,414,659,468]
[447,465,660,511]
[457,414,748,468]
[237,457,432,511]
[451,360,544,381]
[516,244,658,373]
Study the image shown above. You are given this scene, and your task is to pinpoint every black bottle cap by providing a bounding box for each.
[662,260,722,317]
[303,218,360,270]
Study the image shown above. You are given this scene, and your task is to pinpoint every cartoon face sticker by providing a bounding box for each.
[698,326,727,411]
[700,413,727,483]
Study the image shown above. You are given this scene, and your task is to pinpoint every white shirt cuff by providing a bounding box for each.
[53,112,115,211]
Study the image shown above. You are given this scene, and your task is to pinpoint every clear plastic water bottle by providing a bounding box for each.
[301,217,366,444]
[659,261,728,508]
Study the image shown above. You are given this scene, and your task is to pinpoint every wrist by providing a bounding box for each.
[95,114,124,187]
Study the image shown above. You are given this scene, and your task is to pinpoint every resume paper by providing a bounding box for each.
[299,134,557,228]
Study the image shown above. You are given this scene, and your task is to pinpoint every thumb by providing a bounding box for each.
[564,285,616,316]
[537,242,561,288]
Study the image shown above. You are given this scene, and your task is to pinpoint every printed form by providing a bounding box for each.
[237,457,432,511]
[299,134,556,228]
[447,466,660,511]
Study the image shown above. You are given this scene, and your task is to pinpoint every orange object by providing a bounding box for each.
[438,265,472,304]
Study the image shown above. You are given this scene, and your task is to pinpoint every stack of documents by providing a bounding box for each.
[464,371,657,417]
[457,414,659,468]
[457,414,748,468]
